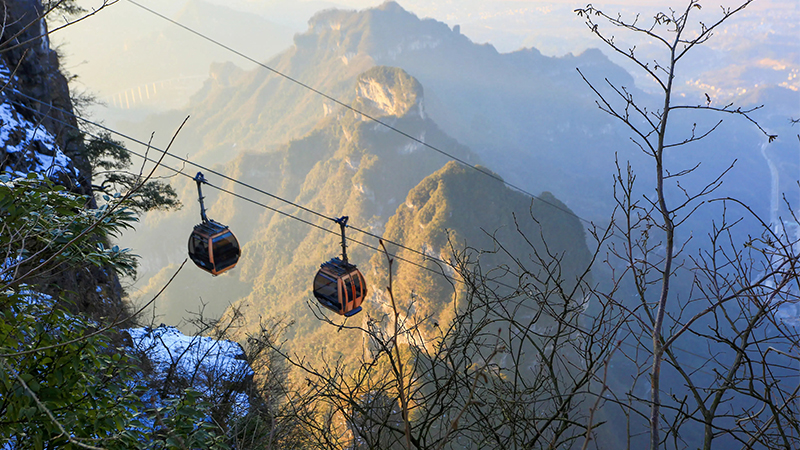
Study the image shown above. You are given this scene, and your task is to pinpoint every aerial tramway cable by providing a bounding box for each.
[8,93,461,293]
[8,88,468,283]
[7,100,721,374]
[10,93,586,325]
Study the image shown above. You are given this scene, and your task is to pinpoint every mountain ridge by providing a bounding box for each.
[128,1,638,221]
[130,66,588,371]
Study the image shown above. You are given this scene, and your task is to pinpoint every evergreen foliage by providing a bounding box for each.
[0,174,227,449]
[86,132,181,214]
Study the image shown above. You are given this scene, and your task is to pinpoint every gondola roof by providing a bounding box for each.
[320,257,358,275]
[192,219,229,236]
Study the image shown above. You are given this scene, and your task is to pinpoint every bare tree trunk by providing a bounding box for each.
[650,37,678,450]
[574,2,788,449]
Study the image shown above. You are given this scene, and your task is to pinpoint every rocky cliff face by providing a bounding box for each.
[353,66,425,119]
[0,0,91,196]
[0,4,257,434]
[0,0,122,314]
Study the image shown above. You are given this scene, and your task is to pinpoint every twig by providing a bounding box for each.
[0,357,107,450]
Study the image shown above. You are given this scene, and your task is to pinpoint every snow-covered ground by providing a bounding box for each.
[126,325,253,415]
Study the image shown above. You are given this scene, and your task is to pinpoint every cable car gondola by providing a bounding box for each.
[313,216,367,317]
[188,172,241,275]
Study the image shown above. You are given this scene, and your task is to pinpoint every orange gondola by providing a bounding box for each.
[313,216,367,316]
[188,172,241,275]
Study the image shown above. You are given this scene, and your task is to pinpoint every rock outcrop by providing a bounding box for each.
[353,66,425,119]
[0,0,91,195]
[0,0,120,316]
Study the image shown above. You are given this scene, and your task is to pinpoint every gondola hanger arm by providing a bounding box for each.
[335,216,349,264]
[194,171,209,223]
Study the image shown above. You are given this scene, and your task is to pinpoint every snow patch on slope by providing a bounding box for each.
[0,60,77,180]
[126,326,253,415]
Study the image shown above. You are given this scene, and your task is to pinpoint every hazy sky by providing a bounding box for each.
[67,0,792,54]
[57,0,797,109]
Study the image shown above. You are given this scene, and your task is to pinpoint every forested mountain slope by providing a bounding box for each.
[136,65,474,327]
[369,160,591,335]
[135,66,590,369]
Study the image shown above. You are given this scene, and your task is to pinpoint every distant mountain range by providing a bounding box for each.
[122,1,797,340]
[131,65,589,363]
[128,1,794,224]
[130,2,641,220]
